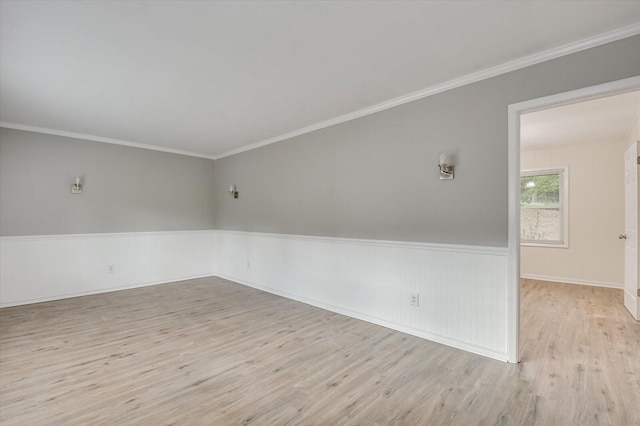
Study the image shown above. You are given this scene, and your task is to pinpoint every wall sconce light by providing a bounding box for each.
[229,184,238,199]
[438,153,454,180]
[71,175,83,194]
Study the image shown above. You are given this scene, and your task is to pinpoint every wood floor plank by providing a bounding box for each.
[1,277,638,425]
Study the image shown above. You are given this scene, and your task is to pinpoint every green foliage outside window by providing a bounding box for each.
[520,174,560,207]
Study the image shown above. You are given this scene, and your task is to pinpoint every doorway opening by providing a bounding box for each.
[506,76,640,363]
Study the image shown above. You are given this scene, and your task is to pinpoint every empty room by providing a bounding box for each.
[1,1,639,425]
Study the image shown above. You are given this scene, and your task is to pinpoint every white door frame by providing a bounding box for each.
[623,140,639,320]
[506,75,640,363]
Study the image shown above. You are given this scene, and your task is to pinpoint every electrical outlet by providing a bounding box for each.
[409,292,419,307]
[107,265,115,274]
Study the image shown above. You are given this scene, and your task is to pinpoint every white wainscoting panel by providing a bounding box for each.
[0,231,216,307]
[214,231,510,361]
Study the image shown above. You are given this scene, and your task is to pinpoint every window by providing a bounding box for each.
[520,168,568,247]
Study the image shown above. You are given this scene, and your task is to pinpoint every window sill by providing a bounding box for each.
[521,242,568,249]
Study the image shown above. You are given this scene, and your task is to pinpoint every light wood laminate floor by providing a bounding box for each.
[1,277,638,425]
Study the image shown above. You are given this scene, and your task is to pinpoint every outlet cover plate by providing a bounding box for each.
[409,293,419,307]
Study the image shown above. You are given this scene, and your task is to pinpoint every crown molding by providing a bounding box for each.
[0,122,217,160]
[215,22,640,159]
[2,23,638,160]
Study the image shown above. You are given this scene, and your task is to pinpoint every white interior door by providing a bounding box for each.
[623,140,639,320]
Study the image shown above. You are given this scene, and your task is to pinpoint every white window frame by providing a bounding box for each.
[520,167,569,248]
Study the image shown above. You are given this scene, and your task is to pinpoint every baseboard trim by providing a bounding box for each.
[0,273,216,308]
[520,273,622,289]
[215,272,508,362]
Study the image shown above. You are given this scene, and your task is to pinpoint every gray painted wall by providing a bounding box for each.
[0,128,216,236]
[213,35,640,247]
[2,36,638,241]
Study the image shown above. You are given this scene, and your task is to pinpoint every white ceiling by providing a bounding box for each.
[1,1,640,158]
[521,90,640,151]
